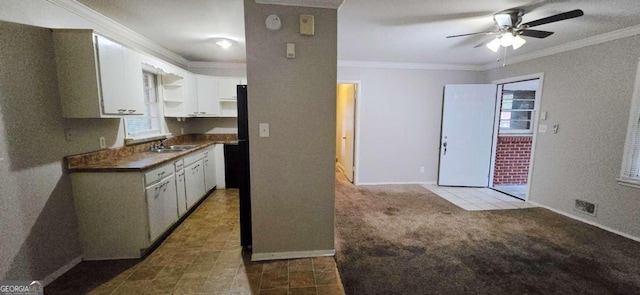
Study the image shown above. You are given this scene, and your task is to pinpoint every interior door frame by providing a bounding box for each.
[489,73,545,201]
[337,80,362,184]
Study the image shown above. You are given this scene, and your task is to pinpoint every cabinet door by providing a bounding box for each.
[146,180,166,242]
[162,175,178,229]
[122,48,145,115]
[195,75,219,116]
[218,77,243,100]
[176,170,187,216]
[204,146,217,192]
[95,35,126,115]
[185,160,206,209]
[184,73,199,116]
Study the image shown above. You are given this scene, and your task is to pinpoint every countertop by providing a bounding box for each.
[66,134,238,173]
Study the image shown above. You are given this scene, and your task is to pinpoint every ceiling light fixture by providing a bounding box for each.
[486,33,526,52]
[216,39,233,49]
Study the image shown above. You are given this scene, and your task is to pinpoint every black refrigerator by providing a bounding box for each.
[237,85,252,247]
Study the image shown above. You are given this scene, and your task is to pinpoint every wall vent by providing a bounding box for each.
[574,199,597,216]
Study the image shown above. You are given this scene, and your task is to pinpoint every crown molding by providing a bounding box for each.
[188,61,247,69]
[482,24,640,70]
[46,0,189,68]
[338,60,484,71]
[255,0,344,9]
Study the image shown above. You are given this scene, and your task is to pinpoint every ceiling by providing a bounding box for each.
[78,0,640,66]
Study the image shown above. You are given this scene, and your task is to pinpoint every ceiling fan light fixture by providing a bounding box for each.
[215,39,233,49]
[486,37,501,53]
[512,35,526,50]
[500,33,515,47]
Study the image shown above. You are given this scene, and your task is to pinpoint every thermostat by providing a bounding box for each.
[266,14,281,31]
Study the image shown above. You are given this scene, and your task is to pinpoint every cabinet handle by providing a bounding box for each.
[199,112,206,114]
[128,110,136,114]
[117,109,126,113]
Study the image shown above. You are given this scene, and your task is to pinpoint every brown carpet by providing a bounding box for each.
[334,174,640,295]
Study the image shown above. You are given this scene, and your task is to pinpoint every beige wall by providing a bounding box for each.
[0,21,85,281]
[244,1,337,256]
[338,67,484,184]
[486,35,640,239]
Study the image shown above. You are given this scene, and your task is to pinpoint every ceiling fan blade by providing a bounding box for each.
[446,31,497,38]
[519,29,554,38]
[521,9,584,28]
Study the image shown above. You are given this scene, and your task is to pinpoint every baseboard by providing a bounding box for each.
[423,181,437,185]
[251,249,335,262]
[357,181,430,186]
[528,201,640,243]
[42,255,82,286]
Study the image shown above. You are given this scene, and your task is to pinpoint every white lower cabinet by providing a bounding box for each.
[70,145,218,260]
[175,159,187,217]
[146,174,177,242]
[184,153,206,210]
[204,145,217,192]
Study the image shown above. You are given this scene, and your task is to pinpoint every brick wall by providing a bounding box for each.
[493,136,532,185]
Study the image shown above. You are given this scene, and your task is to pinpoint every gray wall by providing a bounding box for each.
[486,35,640,239]
[0,21,89,281]
[338,67,484,184]
[244,1,337,255]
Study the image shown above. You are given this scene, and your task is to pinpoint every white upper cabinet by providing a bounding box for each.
[195,74,219,116]
[218,77,244,100]
[52,30,145,118]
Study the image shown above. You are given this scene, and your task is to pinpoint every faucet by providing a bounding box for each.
[150,139,168,151]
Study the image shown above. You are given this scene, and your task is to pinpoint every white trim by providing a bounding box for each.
[251,249,335,261]
[528,201,640,243]
[338,60,484,71]
[617,178,640,189]
[255,0,343,9]
[42,256,82,286]
[482,24,640,70]
[46,0,189,68]
[337,80,362,185]
[489,73,545,202]
[188,62,247,69]
[619,58,640,185]
[357,181,431,186]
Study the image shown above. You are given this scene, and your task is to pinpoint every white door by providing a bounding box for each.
[438,84,497,186]
[185,160,205,209]
[204,146,217,191]
[336,84,356,182]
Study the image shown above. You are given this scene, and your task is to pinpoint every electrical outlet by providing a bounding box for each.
[99,137,106,149]
[180,128,184,135]
[64,129,72,142]
[259,123,269,137]
[420,166,425,173]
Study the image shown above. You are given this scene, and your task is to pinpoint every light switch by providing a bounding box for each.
[540,111,547,120]
[259,123,269,137]
[300,14,314,36]
[539,124,547,133]
[286,43,295,59]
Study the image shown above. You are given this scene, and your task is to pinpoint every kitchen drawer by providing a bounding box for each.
[174,159,184,171]
[145,163,174,186]
[183,151,204,166]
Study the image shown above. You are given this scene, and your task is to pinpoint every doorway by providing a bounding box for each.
[489,77,542,200]
[336,83,357,183]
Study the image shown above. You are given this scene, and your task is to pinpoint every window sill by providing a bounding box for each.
[617,178,640,189]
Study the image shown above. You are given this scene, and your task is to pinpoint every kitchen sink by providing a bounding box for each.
[166,145,198,150]
[148,149,184,153]
[148,145,198,153]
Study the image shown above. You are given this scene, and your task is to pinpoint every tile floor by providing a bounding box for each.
[45,189,345,295]
[422,184,537,211]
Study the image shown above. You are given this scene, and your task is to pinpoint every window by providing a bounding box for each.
[498,80,539,134]
[619,60,640,188]
[125,71,162,139]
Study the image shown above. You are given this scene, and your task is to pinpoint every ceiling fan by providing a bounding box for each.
[446,8,584,52]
